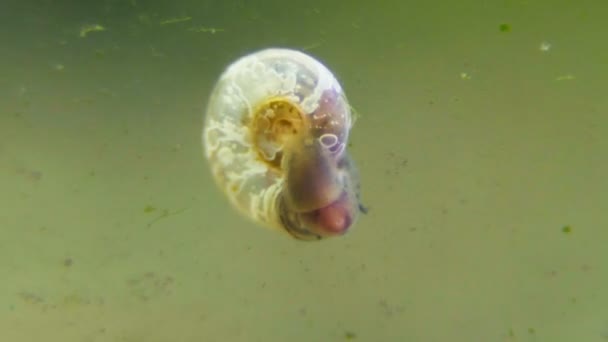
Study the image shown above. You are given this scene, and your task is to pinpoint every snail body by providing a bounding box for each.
[202,48,362,240]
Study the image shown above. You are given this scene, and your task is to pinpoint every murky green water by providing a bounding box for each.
[1,1,607,341]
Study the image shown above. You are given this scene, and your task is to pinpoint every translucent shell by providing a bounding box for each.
[202,48,362,241]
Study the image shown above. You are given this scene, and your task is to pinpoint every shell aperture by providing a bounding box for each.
[202,48,362,241]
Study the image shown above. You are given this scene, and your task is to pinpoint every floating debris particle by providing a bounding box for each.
[51,63,65,71]
[97,88,116,98]
[16,167,42,182]
[147,208,187,227]
[171,143,182,152]
[555,74,575,81]
[94,49,106,58]
[137,13,153,25]
[188,26,225,34]
[562,225,572,234]
[460,72,472,80]
[160,16,192,25]
[18,292,44,305]
[539,41,551,52]
[149,46,166,58]
[345,331,356,340]
[302,42,323,51]
[499,23,511,32]
[80,24,106,38]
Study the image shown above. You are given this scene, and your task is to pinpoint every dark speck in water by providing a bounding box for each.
[499,23,511,32]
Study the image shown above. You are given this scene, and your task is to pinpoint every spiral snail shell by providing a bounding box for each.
[202,48,362,241]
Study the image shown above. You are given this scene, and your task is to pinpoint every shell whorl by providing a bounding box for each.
[203,48,361,240]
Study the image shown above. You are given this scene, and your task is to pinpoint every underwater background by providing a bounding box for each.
[1,0,607,341]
